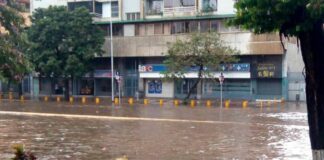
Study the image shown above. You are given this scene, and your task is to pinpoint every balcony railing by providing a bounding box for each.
[102,33,284,57]
[146,9,163,16]
[163,6,196,16]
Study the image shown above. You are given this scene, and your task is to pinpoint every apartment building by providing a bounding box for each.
[28,0,297,101]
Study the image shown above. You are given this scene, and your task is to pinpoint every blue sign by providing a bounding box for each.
[147,80,162,94]
[139,64,250,72]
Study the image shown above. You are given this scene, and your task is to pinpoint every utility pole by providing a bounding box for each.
[110,16,114,102]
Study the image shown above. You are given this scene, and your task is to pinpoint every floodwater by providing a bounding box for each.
[0,101,311,160]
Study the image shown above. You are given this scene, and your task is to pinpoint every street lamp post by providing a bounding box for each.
[110,16,114,102]
[219,73,224,108]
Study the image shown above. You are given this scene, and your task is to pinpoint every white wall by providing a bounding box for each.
[217,0,235,14]
[145,79,174,98]
[124,24,135,36]
[123,0,140,17]
[199,0,235,15]
[31,0,67,13]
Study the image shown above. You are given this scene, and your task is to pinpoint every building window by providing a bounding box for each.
[200,20,210,33]
[154,23,164,34]
[108,24,123,36]
[202,0,217,12]
[146,0,163,15]
[171,21,192,34]
[126,12,140,20]
[164,0,195,8]
[210,20,219,32]
[111,1,119,17]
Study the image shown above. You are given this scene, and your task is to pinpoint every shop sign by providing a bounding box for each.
[220,63,250,72]
[139,63,250,72]
[148,80,162,94]
[139,65,167,72]
[256,64,278,78]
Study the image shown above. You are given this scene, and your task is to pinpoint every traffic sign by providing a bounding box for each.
[219,73,224,84]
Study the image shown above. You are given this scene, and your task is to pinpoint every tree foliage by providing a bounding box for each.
[229,0,324,152]
[0,0,30,82]
[27,6,105,100]
[27,6,104,78]
[230,0,323,37]
[163,32,238,101]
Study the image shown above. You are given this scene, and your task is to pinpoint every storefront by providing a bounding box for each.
[251,56,284,100]
[139,63,251,99]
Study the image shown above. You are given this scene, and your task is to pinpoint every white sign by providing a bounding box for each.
[219,73,224,85]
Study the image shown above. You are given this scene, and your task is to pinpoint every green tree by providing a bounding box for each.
[230,0,324,157]
[0,0,30,95]
[27,6,105,100]
[163,32,237,102]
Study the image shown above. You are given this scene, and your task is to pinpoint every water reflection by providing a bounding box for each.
[0,102,311,159]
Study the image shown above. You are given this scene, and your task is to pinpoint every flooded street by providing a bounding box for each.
[0,101,311,159]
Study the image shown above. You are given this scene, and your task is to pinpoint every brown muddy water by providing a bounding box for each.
[0,101,310,160]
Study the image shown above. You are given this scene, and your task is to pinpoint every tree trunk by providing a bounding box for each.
[299,21,324,159]
[18,81,22,97]
[184,65,203,102]
[64,78,70,101]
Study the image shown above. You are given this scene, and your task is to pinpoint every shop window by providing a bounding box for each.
[200,20,210,32]
[135,24,146,36]
[79,79,94,95]
[111,1,119,17]
[154,23,164,35]
[175,79,197,95]
[189,21,198,32]
[171,21,190,34]
[108,24,124,36]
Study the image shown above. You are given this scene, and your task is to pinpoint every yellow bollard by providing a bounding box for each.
[44,96,48,102]
[206,100,212,107]
[144,99,149,105]
[242,100,248,108]
[114,98,119,105]
[159,99,163,106]
[95,97,100,105]
[9,92,13,101]
[190,100,195,108]
[20,96,24,102]
[69,97,74,103]
[128,98,134,105]
[56,96,61,102]
[82,97,86,104]
[174,99,179,106]
[225,100,230,108]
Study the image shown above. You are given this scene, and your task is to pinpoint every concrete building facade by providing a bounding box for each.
[23,0,304,101]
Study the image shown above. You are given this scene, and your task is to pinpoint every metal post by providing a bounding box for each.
[220,83,223,108]
[118,80,121,106]
[110,17,114,102]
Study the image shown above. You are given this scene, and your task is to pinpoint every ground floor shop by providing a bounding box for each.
[3,55,290,101]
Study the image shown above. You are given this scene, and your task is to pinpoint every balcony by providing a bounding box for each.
[163,6,197,17]
[101,33,284,57]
